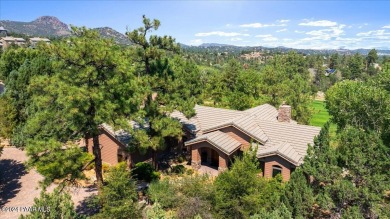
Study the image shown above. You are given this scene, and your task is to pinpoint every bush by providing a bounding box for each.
[177,156,184,163]
[148,179,179,209]
[102,163,110,173]
[132,162,160,182]
[96,163,140,219]
[19,188,80,219]
[176,197,213,219]
[84,161,95,171]
[172,165,185,175]
[186,168,194,175]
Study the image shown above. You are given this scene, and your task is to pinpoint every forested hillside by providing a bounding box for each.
[0,16,389,218]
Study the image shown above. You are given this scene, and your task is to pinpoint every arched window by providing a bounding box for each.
[272,165,282,177]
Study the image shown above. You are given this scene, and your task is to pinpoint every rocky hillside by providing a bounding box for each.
[94,27,131,45]
[0,16,71,37]
[0,16,131,45]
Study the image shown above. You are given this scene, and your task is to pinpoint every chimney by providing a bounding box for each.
[278,102,291,123]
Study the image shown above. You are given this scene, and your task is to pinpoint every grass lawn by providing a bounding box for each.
[309,100,331,127]
[309,100,338,145]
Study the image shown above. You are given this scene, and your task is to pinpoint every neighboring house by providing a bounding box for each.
[0,81,4,94]
[0,36,26,49]
[83,123,152,167]
[29,37,51,47]
[172,103,320,181]
[325,68,336,76]
[373,63,382,71]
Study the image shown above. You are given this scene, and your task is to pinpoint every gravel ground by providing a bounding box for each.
[0,147,97,219]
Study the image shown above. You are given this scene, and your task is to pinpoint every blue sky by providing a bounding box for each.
[1,1,390,49]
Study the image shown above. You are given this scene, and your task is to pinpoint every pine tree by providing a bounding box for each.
[25,27,141,193]
[126,16,201,168]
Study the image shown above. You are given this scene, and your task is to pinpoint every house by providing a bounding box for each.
[172,103,320,181]
[0,81,4,94]
[0,36,26,49]
[325,68,336,76]
[29,37,51,47]
[84,123,152,167]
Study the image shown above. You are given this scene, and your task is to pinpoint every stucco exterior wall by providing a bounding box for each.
[87,132,119,166]
[262,155,293,181]
[86,130,152,167]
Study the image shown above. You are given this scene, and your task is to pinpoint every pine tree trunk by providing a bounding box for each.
[92,134,104,194]
[152,150,158,170]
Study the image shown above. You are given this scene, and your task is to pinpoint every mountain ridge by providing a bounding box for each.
[0,16,130,45]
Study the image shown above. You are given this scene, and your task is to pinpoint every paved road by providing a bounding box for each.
[0,147,96,219]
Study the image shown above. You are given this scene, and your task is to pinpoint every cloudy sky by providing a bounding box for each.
[1,1,390,49]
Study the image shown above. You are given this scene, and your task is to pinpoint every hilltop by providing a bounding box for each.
[0,16,131,45]
[0,16,70,37]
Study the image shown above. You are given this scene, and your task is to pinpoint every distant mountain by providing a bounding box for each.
[93,27,130,45]
[0,16,71,37]
[199,43,239,47]
[0,16,130,45]
[182,43,390,56]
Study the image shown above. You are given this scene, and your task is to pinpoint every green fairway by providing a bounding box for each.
[309,100,331,127]
[309,100,337,145]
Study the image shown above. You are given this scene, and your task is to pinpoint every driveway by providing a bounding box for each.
[0,147,97,219]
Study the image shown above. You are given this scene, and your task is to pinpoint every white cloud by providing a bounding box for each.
[299,20,338,27]
[305,25,345,39]
[255,34,278,41]
[382,25,390,29]
[278,19,290,23]
[357,29,386,37]
[189,39,203,46]
[240,23,265,28]
[255,34,273,38]
[356,29,390,40]
[276,28,287,32]
[294,30,305,34]
[358,23,369,29]
[230,37,243,41]
[263,37,278,42]
[240,22,286,28]
[195,31,250,37]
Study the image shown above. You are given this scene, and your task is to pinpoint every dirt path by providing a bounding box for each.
[0,147,96,219]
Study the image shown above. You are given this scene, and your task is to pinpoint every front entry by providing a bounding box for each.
[200,148,220,167]
[211,150,219,167]
[190,144,230,173]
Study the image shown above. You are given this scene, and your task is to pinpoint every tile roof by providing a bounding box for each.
[171,105,244,135]
[204,115,269,143]
[101,123,131,146]
[1,36,25,42]
[258,120,321,156]
[173,103,321,166]
[29,37,50,42]
[185,130,242,155]
[243,104,278,121]
[256,141,302,165]
[193,105,244,131]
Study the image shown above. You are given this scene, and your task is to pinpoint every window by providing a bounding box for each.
[118,154,125,162]
[272,165,282,177]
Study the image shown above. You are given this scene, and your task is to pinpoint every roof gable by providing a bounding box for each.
[257,141,302,166]
[185,130,241,155]
[204,115,269,143]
